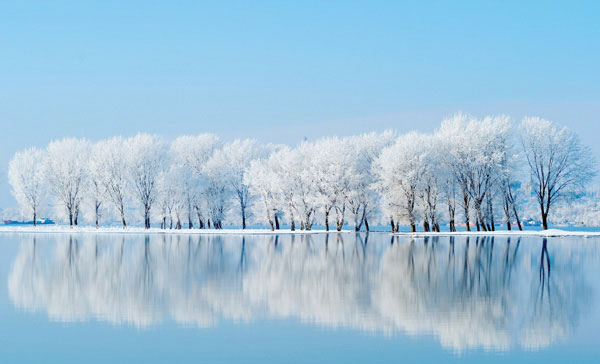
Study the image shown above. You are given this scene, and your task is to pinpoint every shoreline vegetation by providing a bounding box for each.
[0,226,598,237]
[7,116,597,233]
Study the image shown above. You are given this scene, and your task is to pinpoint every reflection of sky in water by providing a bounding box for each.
[2,233,600,362]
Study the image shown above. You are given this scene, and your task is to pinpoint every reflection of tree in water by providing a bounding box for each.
[7,233,595,352]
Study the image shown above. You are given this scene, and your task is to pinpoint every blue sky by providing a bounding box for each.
[1,1,599,208]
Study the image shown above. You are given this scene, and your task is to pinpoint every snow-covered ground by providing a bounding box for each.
[1,225,600,237]
[397,229,600,237]
[0,225,357,235]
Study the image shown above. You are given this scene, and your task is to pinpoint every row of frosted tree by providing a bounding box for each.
[8,114,596,231]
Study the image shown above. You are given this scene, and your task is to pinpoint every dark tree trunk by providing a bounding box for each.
[390,217,395,232]
[364,217,370,232]
[242,208,246,229]
[410,223,416,233]
[463,192,471,232]
[269,220,274,231]
[507,221,511,230]
[513,205,523,231]
[95,203,100,229]
[275,215,280,230]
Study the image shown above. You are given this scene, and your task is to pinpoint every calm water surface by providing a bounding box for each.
[1,232,599,363]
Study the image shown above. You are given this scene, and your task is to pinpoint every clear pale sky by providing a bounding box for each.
[1,1,599,208]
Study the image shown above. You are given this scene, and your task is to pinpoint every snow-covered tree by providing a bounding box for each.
[45,138,90,226]
[375,132,431,232]
[126,134,167,229]
[346,131,395,231]
[291,142,320,230]
[87,142,107,228]
[520,117,596,230]
[437,114,511,231]
[171,134,221,228]
[93,137,129,228]
[8,147,46,225]
[207,139,269,229]
[245,158,279,230]
[308,137,355,231]
[8,115,597,231]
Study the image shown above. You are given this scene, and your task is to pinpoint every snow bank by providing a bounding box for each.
[0,225,356,235]
[398,228,600,237]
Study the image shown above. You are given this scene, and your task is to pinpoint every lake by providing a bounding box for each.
[1,232,599,363]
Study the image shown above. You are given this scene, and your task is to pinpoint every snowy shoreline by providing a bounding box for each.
[0,226,358,235]
[0,226,599,237]
[395,229,600,238]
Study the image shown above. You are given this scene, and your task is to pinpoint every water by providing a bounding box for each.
[1,232,599,363]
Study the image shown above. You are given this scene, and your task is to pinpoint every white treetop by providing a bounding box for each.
[521,117,596,229]
[8,147,46,225]
[7,115,596,231]
[45,138,90,227]
[126,134,167,229]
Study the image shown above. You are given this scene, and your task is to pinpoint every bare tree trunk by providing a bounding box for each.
[390,217,395,232]
[33,211,37,227]
[275,215,280,230]
[513,204,522,231]
[364,217,370,232]
[463,192,470,231]
[489,208,495,232]
[242,207,246,229]
[95,203,100,229]
[448,203,455,232]
[324,210,330,231]
[268,219,274,231]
